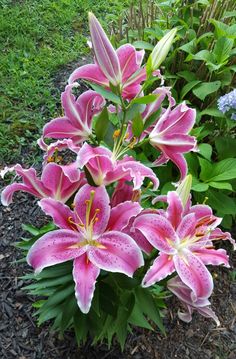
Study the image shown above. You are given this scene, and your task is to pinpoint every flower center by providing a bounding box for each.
[67,190,105,248]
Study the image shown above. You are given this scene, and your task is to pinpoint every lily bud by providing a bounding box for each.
[176,174,192,208]
[148,28,177,72]
[88,12,121,86]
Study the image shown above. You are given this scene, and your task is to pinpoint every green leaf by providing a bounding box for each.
[201,108,223,118]
[131,94,158,105]
[198,143,212,161]
[89,83,121,105]
[133,40,154,51]
[41,284,75,310]
[135,287,165,333]
[132,113,144,138]
[94,107,109,142]
[22,224,40,236]
[206,158,236,182]
[215,137,236,159]
[193,81,221,101]
[176,70,197,82]
[143,108,162,130]
[207,189,236,215]
[61,295,78,332]
[74,311,89,345]
[208,182,233,191]
[179,39,196,54]
[126,103,145,122]
[213,37,234,65]
[188,49,212,62]
[199,157,213,182]
[180,80,201,99]
[192,177,209,192]
[129,303,153,330]
[115,293,135,350]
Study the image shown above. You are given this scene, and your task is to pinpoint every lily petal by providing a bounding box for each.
[173,251,213,300]
[142,253,175,287]
[39,198,75,230]
[193,248,230,268]
[133,214,177,253]
[73,254,100,314]
[27,229,86,274]
[68,64,109,87]
[88,231,144,277]
[74,184,110,236]
[166,191,183,229]
[107,201,142,231]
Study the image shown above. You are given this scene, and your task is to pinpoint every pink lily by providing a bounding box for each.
[38,138,81,167]
[69,15,146,99]
[110,181,153,254]
[27,184,144,313]
[126,87,176,142]
[43,84,105,145]
[77,143,159,190]
[167,276,220,326]
[1,162,83,206]
[133,190,231,300]
[149,102,197,180]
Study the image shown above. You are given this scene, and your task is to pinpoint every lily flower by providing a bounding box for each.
[133,190,231,300]
[27,184,144,313]
[126,87,176,142]
[43,84,105,145]
[1,162,83,206]
[167,276,220,326]
[77,143,159,190]
[149,102,197,180]
[68,15,146,99]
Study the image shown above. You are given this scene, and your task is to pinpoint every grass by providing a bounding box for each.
[0,0,128,165]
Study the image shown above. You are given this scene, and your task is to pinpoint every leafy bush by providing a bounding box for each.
[108,0,236,228]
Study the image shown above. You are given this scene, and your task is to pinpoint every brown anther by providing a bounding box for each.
[113,129,121,139]
[124,133,129,140]
[95,208,100,213]
[128,137,137,149]
[47,156,54,163]
[95,217,99,222]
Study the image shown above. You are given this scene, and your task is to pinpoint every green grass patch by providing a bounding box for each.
[0,0,128,165]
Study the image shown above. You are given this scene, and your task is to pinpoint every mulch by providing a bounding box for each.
[0,191,236,359]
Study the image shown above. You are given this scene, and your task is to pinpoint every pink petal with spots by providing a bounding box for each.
[173,251,213,300]
[193,248,230,268]
[107,201,142,231]
[27,230,86,274]
[142,253,175,287]
[88,231,144,277]
[177,213,197,239]
[133,214,177,254]
[73,254,100,314]
[166,191,183,229]
[39,198,75,230]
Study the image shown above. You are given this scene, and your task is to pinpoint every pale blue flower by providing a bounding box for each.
[218,89,236,120]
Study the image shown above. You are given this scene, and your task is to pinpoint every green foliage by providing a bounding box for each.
[110,0,236,228]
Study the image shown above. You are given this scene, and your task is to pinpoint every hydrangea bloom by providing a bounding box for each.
[218,89,236,120]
